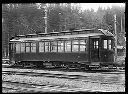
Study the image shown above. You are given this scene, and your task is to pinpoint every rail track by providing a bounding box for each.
[2,80,107,92]
[2,76,100,92]
[3,63,125,73]
[2,70,124,85]
[2,68,125,92]
[2,80,79,93]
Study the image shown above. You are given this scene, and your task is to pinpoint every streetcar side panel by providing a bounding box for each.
[15,52,89,63]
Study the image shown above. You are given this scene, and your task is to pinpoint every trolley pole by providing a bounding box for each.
[114,14,117,62]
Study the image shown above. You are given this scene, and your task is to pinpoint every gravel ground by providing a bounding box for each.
[2,73,125,92]
[2,67,122,77]
[2,55,125,92]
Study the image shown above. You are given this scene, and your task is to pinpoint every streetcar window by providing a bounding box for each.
[11,43,15,51]
[65,40,71,52]
[25,43,30,53]
[51,41,57,52]
[16,43,20,53]
[39,42,44,52]
[10,43,13,50]
[45,42,50,52]
[104,40,107,49]
[79,39,86,51]
[58,41,64,52]
[94,40,99,49]
[21,43,25,53]
[108,40,111,50]
[14,43,16,52]
[31,42,36,53]
[72,40,79,52]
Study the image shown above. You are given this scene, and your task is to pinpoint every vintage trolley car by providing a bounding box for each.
[9,28,115,70]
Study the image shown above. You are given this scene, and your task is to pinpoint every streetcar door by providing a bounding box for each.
[9,43,15,63]
[90,38,100,62]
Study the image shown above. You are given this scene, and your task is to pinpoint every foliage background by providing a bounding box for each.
[2,3,125,57]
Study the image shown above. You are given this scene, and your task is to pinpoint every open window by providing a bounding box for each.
[79,39,86,51]
[51,41,57,52]
[25,43,30,53]
[16,43,20,53]
[58,41,64,52]
[65,40,71,52]
[72,40,79,52]
[31,42,36,53]
[21,43,25,53]
[39,42,44,52]
[45,41,50,52]
[104,40,107,49]
[103,39,112,50]
[11,43,16,52]
[108,40,112,50]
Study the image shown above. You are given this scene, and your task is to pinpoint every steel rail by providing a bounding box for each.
[2,70,124,85]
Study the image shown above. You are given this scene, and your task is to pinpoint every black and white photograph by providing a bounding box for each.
[2,3,125,93]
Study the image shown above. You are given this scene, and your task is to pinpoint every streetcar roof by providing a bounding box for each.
[10,38,40,42]
[16,35,26,37]
[10,33,103,42]
[49,32,60,34]
[10,29,114,42]
[26,33,37,36]
[98,29,114,36]
[73,28,95,32]
[60,30,72,33]
[38,33,49,35]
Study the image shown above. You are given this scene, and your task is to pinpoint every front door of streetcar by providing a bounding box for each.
[90,38,100,62]
[9,43,16,63]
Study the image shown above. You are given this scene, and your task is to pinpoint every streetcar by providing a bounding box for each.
[9,28,117,70]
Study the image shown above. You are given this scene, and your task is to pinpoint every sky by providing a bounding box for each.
[79,3,125,12]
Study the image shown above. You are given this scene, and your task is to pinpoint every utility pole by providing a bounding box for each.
[44,4,48,33]
[4,48,6,58]
[114,14,117,62]
[7,31,9,59]
[121,16,123,33]
[65,18,67,30]
[59,12,62,32]
[124,13,125,33]
[37,3,48,33]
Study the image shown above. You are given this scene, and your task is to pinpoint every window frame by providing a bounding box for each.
[31,42,36,53]
[72,39,79,52]
[10,43,13,51]
[44,41,51,52]
[93,40,99,49]
[103,40,108,49]
[25,42,31,53]
[39,41,45,52]
[57,40,64,52]
[79,38,87,52]
[103,39,112,50]
[65,39,71,52]
[11,43,16,52]
[21,42,25,53]
[50,40,57,52]
[16,42,21,53]
[108,40,112,50]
